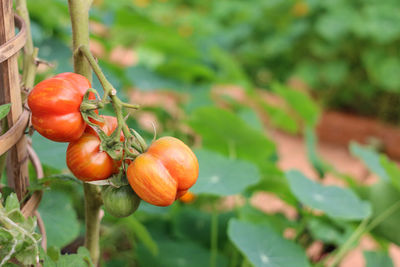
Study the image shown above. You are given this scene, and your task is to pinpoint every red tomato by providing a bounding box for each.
[127,137,199,206]
[28,72,94,142]
[66,115,121,181]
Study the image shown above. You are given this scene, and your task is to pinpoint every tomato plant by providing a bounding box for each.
[28,72,94,142]
[127,136,199,207]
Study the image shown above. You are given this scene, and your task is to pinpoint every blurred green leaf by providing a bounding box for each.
[320,61,348,86]
[191,149,260,196]
[286,170,371,220]
[350,142,389,181]
[368,180,400,245]
[0,103,11,121]
[315,9,355,42]
[125,65,184,91]
[172,206,233,249]
[228,219,310,267]
[38,190,80,248]
[364,250,394,267]
[31,132,68,170]
[247,163,297,205]
[238,205,294,234]
[308,217,352,246]
[237,108,264,132]
[188,107,276,166]
[259,101,298,134]
[362,49,400,92]
[5,193,19,213]
[354,5,400,43]
[211,46,251,88]
[272,83,320,127]
[305,127,328,178]
[118,216,158,256]
[136,239,228,267]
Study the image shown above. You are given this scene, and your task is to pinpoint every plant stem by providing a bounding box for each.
[328,219,368,267]
[15,0,37,93]
[364,200,400,233]
[210,204,218,267]
[68,0,102,265]
[328,199,400,267]
[78,45,142,152]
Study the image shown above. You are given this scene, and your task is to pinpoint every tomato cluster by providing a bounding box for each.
[28,73,199,217]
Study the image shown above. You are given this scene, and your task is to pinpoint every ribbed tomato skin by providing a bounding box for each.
[66,115,120,181]
[28,72,93,142]
[127,137,199,207]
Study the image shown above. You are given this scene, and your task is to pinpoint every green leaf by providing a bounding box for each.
[285,170,371,220]
[210,46,252,88]
[364,251,394,267]
[350,142,389,181]
[308,217,352,246]
[0,103,11,120]
[247,163,297,205]
[228,219,310,267]
[238,205,294,234]
[238,108,264,132]
[5,193,20,213]
[368,180,400,245]
[315,9,355,42]
[305,127,328,178]
[40,247,56,267]
[362,49,400,92]
[188,107,276,166]
[191,149,260,196]
[136,239,228,267]
[320,61,348,86]
[354,5,400,44]
[0,228,13,244]
[38,190,80,248]
[271,83,320,127]
[118,216,158,256]
[32,132,68,170]
[171,206,234,249]
[259,101,298,134]
[379,155,400,192]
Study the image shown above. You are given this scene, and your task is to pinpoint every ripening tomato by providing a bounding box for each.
[127,136,199,207]
[28,72,94,142]
[66,115,121,181]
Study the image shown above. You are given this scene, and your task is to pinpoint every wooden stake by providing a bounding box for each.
[0,0,29,200]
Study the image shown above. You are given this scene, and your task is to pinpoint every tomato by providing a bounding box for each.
[127,136,198,207]
[101,185,141,218]
[178,191,196,204]
[66,115,121,181]
[28,72,94,142]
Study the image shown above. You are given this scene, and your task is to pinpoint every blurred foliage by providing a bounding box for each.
[2,0,399,266]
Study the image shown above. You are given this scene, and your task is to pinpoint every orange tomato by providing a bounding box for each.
[66,115,121,181]
[28,72,94,142]
[127,137,198,206]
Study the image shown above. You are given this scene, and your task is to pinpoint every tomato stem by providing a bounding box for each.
[78,44,146,155]
[68,0,102,265]
[16,0,38,95]
[210,203,219,267]
[327,199,400,266]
